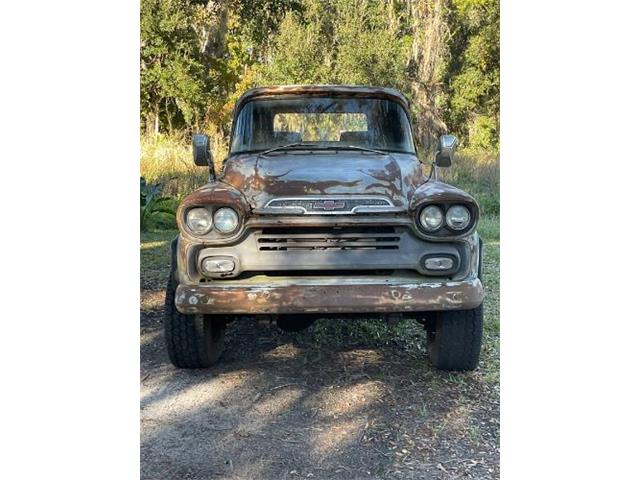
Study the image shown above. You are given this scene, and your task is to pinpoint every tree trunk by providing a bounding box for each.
[165,98,173,135]
[202,1,228,58]
[409,0,448,153]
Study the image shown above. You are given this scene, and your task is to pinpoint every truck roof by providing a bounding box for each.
[234,85,411,112]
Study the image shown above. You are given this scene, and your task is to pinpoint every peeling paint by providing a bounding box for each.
[174,278,483,315]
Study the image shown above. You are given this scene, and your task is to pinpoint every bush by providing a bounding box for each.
[140,177,178,231]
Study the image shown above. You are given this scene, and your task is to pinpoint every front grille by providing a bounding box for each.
[257,226,400,251]
[265,197,392,213]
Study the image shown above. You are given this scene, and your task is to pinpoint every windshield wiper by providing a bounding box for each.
[258,143,391,157]
[332,145,389,155]
[258,142,318,157]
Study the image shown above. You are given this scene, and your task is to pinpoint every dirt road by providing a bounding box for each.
[140,232,500,479]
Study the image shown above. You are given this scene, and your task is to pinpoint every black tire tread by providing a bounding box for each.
[429,304,483,371]
[163,254,225,369]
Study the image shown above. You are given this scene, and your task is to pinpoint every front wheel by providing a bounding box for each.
[428,304,483,371]
[164,264,226,369]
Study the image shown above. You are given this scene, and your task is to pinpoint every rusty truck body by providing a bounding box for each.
[164,85,484,371]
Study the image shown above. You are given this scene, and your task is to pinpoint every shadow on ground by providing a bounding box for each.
[140,233,499,480]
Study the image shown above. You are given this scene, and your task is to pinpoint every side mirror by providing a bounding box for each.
[192,134,212,167]
[435,134,458,167]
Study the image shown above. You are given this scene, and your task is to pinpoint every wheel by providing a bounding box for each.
[163,245,225,369]
[428,304,483,371]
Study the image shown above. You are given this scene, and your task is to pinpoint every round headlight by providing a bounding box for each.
[186,207,212,235]
[213,207,239,234]
[419,205,444,232]
[446,205,471,231]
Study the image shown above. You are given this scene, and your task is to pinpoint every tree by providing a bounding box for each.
[257,0,410,89]
[443,0,500,152]
[139,0,500,153]
[408,0,450,152]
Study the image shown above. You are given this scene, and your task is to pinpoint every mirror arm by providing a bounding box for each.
[206,150,216,181]
[425,161,438,183]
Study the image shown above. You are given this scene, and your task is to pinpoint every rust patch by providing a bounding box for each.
[232,85,412,118]
[221,152,427,210]
[174,279,483,315]
[409,180,478,210]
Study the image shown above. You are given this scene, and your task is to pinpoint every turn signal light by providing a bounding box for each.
[201,256,236,275]
[424,257,454,271]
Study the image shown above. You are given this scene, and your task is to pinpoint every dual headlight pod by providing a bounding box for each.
[186,207,239,235]
[418,204,472,234]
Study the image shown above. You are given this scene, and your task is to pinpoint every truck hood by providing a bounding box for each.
[220,151,426,210]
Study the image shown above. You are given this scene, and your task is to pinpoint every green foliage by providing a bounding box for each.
[444,0,500,151]
[229,0,303,56]
[141,0,207,131]
[140,0,500,153]
[140,177,178,231]
[257,0,411,89]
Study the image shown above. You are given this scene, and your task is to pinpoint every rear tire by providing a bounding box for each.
[428,304,483,371]
[164,253,225,369]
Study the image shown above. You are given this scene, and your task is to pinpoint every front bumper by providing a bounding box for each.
[175,276,484,315]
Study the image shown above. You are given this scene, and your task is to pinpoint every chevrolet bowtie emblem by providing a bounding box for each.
[313,200,346,211]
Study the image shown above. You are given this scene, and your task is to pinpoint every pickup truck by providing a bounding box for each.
[164,85,484,371]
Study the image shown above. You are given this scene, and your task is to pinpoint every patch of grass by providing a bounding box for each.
[478,214,499,241]
[140,230,177,289]
[468,423,483,446]
[442,153,500,216]
[293,318,427,353]
[480,241,500,382]
[140,133,226,198]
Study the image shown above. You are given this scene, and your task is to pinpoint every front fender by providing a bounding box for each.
[409,180,478,210]
[408,181,480,241]
[176,182,250,244]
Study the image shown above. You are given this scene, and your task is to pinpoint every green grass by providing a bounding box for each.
[480,240,500,382]
[140,230,176,289]
[478,214,499,241]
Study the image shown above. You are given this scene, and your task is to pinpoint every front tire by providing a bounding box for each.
[164,259,225,369]
[428,304,483,371]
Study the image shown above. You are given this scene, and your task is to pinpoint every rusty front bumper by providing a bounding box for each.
[175,277,484,315]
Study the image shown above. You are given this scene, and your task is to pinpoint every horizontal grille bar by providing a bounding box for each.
[257,226,401,251]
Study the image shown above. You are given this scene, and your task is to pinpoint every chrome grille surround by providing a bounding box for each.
[256,196,403,215]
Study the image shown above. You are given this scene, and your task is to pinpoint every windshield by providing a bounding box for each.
[230,96,415,154]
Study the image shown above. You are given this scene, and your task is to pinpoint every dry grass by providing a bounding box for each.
[140,132,227,197]
[442,151,500,215]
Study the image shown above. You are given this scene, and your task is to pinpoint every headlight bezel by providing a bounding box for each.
[415,202,477,237]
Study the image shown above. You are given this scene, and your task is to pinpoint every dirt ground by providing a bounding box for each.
[141,231,500,480]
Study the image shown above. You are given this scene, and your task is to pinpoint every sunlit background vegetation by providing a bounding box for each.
[140,0,499,230]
